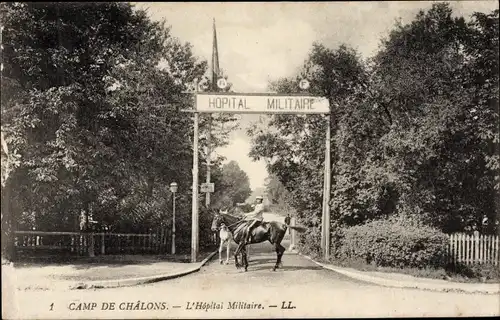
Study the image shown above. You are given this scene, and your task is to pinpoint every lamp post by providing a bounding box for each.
[170,182,178,254]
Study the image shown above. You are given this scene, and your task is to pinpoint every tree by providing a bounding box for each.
[250,4,499,259]
[250,43,370,254]
[264,174,295,215]
[0,2,209,259]
[212,161,252,208]
[265,174,287,205]
[370,3,499,232]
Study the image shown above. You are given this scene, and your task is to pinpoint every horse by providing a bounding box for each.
[211,212,306,272]
[214,209,250,265]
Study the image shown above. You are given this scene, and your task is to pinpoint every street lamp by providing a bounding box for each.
[169,182,178,254]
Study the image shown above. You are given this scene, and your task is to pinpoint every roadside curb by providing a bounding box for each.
[298,253,500,295]
[70,251,218,290]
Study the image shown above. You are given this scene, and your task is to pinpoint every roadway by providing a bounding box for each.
[6,213,498,318]
[8,237,499,319]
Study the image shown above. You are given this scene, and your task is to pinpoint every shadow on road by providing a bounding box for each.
[13,249,216,269]
[248,265,322,272]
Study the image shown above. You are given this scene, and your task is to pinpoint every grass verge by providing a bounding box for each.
[330,257,500,283]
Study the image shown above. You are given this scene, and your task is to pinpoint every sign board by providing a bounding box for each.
[195,93,330,114]
[200,182,214,193]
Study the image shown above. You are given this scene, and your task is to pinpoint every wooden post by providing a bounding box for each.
[289,217,297,252]
[172,193,176,254]
[321,159,327,253]
[88,232,95,257]
[495,235,499,266]
[448,234,453,263]
[474,232,479,264]
[324,113,331,260]
[486,234,489,264]
[466,234,469,264]
[161,228,165,253]
[205,114,212,207]
[192,111,200,263]
[465,234,469,265]
[101,233,105,255]
[149,233,153,253]
[454,234,458,264]
[479,233,483,264]
[155,227,159,253]
[489,235,493,264]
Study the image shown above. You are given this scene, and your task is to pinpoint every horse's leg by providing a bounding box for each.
[277,244,286,268]
[273,244,281,271]
[225,240,230,265]
[233,242,245,268]
[219,239,224,264]
[273,229,287,271]
[242,246,248,272]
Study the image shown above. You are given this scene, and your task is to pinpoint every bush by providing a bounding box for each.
[340,216,448,269]
[297,228,322,259]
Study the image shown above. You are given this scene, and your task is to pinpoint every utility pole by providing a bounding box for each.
[191,104,200,263]
[324,112,331,260]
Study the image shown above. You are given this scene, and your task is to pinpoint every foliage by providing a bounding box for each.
[249,3,499,259]
[237,203,254,213]
[0,2,234,259]
[369,4,499,232]
[249,43,370,252]
[211,160,252,208]
[264,174,295,215]
[296,227,322,259]
[340,216,449,268]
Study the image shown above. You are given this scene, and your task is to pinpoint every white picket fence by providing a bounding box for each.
[448,233,499,265]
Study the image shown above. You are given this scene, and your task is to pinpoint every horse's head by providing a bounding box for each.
[211,210,226,232]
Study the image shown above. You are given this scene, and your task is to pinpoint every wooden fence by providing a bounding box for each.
[14,229,175,256]
[448,233,499,265]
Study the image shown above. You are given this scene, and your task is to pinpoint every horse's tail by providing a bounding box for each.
[287,225,307,233]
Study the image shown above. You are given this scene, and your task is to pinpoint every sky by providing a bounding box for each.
[133,1,498,190]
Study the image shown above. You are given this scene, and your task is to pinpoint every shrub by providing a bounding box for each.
[340,216,448,269]
[297,228,322,259]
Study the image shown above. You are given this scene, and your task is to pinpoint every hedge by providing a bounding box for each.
[340,217,448,268]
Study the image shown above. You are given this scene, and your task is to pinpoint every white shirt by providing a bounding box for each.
[246,203,264,220]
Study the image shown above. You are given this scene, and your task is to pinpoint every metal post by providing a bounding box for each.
[172,192,176,254]
[324,113,331,260]
[191,112,199,263]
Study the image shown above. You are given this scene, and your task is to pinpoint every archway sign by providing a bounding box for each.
[182,78,331,262]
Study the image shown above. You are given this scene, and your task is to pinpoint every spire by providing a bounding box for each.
[211,18,220,91]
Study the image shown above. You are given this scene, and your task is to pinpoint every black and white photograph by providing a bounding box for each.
[1,1,499,319]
